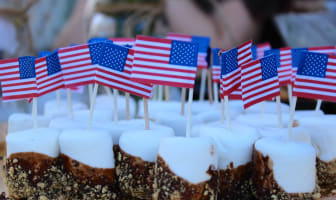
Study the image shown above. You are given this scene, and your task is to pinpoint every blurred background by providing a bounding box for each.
[0,0,336,121]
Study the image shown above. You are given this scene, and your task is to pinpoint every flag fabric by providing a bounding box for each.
[109,38,135,47]
[220,40,252,97]
[291,46,336,83]
[38,51,52,58]
[264,47,292,86]
[212,48,221,83]
[241,54,280,109]
[35,51,64,96]
[95,42,153,98]
[293,52,336,102]
[251,42,271,60]
[132,35,198,88]
[166,33,210,69]
[58,42,104,87]
[0,56,37,101]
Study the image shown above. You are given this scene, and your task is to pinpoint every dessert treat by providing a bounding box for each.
[253,137,319,199]
[59,129,117,199]
[95,94,137,119]
[153,137,218,200]
[235,113,290,129]
[298,117,336,196]
[117,124,174,199]
[137,100,181,119]
[5,128,63,199]
[258,126,311,144]
[246,101,290,114]
[8,113,52,133]
[154,111,196,137]
[295,110,324,117]
[193,109,241,124]
[43,99,87,118]
[194,122,259,199]
[73,108,114,122]
[49,117,90,130]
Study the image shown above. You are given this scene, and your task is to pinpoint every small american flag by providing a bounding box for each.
[38,51,51,58]
[96,42,153,98]
[58,42,104,87]
[291,46,336,83]
[132,35,198,88]
[251,42,271,60]
[166,33,210,69]
[109,38,135,47]
[0,56,37,101]
[264,47,292,86]
[220,40,252,97]
[212,48,221,83]
[293,52,336,102]
[35,51,64,96]
[241,54,280,109]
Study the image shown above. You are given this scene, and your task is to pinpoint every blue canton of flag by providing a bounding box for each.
[88,42,105,65]
[261,54,279,80]
[88,37,109,43]
[212,48,220,66]
[19,56,36,79]
[298,52,328,78]
[191,36,210,53]
[221,48,238,75]
[100,42,129,71]
[169,40,198,67]
[291,48,308,69]
[46,52,62,75]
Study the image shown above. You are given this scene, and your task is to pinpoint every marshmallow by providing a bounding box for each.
[254,137,316,193]
[44,99,87,118]
[6,128,60,158]
[195,122,259,169]
[8,113,52,133]
[158,136,218,184]
[137,100,181,118]
[73,109,114,122]
[235,113,289,129]
[245,101,289,114]
[59,129,114,168]
[258,127,311,144]
[119,124,175,162]
[95,94,137,119]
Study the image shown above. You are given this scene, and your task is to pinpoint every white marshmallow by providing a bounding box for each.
[44,99,87,118]
[137,100,181,118]
[8,113,52,133]
[6,128,60,158]
[245,101,289,114]
[95,95,137,119]
[192,122,259,169]
[119,124,174,162]
[59,129,115,168]
[258,127,311,144]
[158,137,218,184]
[49,117,89,130]
[97,119,153,145]
[193,109,241,124]
[235,113,289,129]
[295,110,324,117]
[255,137,316,193]
[298,116,336,162]
[73,109,114,122]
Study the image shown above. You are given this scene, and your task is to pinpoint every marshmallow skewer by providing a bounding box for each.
[164,86,170,101]
[32,97,38,129]
[158,85,163,101]
[143,98,150,130]
[288,96,298,138]
[113,89,119,123]
[88,83,99,130]
[125,92,130,120]
[186,88,194,137]
[199,69,207,101]
[224,95,231,130]
[221,98,225,123]
[287,84,292,107]
[88,84,93,107]
[315,99,322,116]
[181,88,186,115]
[261,101,265,117]
[66,89,73,119]
[56,90,61,108]
[276,96,283,128]
[207,70,213,104]
[213,82,219,105]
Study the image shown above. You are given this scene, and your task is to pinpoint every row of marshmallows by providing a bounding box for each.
[6,104,336,199]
